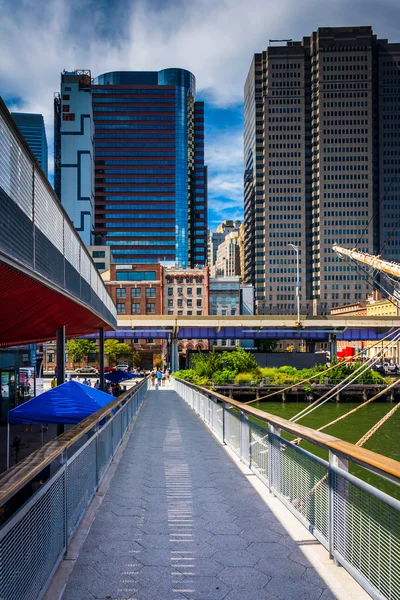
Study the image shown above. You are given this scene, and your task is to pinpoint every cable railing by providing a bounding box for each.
[172,377,400,600]
[0,378,149,600]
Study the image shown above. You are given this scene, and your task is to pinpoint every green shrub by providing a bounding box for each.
[220,347,259,374]
[212,369,237,384]
[235,372,255,385]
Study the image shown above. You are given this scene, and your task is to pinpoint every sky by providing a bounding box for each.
[1,0,400,231]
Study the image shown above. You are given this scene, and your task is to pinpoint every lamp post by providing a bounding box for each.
[288,243,300,325]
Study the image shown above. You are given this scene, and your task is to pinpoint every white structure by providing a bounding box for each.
[208,220,241,276]
[55,70,94,245]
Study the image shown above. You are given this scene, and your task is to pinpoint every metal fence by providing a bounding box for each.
[172,377,400,600]
[0,378,149,600]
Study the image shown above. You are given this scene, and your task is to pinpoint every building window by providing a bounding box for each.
[177,299,183,307]
[197,311,202,316]
[95,262,105,270]
[131,303,140,313]
[131,288,141,297]
[62,105,70,112]
[197,288,202,295]
[187,299,192,307]
[47,352,54,363]
[231,309,236,315]
[116,271,156,281]
[62,94,70,100]
[196,299,202,307]
[178,310,183,316]
[117,303,125,314]
[93,250,105,258]
[221,340,227,346]
[147,338,154,344]
[116,288,126,298]
[188,311,192,315]
[168,299,173,307]
[187,288,192,295]
[146,302,155,313]
[168,310,174,315]
[168,287,173,296]
[146,287,156,297]
[63,114,75,121]
[177,287,183,295]
[221,309,227,315]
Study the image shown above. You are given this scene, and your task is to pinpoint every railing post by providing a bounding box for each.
[62,450,68,553]
[222,402,226,444]
[240,411,250,466]
[268,423,280,494]
[328,450,348,563]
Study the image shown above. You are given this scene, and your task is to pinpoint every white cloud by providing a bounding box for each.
[1,0,400,225]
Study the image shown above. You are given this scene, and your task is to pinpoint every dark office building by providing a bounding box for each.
[244,26,400,315]
[91,70,207,268]
[11,112,48,176]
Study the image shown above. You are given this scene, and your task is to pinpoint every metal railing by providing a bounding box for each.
[0,378,149,600]
[172,377,400,600]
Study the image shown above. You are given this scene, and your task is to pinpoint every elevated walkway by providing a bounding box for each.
[57,386,367,600]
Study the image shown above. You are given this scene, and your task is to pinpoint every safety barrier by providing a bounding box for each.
[172,377,400,600]
[0,378,149,600]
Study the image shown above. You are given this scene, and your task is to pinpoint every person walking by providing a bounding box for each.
[94,379,100,390]
[150,370,156,388]
[51,376,57,389]
[156,369,162,389]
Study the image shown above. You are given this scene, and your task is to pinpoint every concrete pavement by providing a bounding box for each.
[59,386,367,600]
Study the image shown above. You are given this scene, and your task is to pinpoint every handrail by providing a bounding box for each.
[176,379,400,483]
[0,378,148,507]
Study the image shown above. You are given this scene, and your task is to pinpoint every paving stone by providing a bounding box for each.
[246,541,291,559]
[61,390,329,600]
[218,566,271,589]
[212,549,259,567]
[255,556,306,579]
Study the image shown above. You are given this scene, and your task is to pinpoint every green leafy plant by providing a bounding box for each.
[104,340,132,363]
[66,339,98,363]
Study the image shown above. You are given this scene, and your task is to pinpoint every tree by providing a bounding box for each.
[132,351,142,367]
[104,340,132,363]
[66,339,98,363]
[220,346,259,374]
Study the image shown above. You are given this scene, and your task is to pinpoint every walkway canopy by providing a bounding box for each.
[8,381,113,424]
[0,98,116,347]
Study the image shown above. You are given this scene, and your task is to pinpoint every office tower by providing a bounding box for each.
[91,70,207,267]
[11,112,48,176]
[208,220,241,275]
[244,26,400,316]
[54,70,94,245]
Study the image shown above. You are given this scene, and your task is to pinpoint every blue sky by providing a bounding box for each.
[1,0,400,231]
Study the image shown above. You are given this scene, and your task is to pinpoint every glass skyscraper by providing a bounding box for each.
[11,112,48,177]
[91,69,207,267]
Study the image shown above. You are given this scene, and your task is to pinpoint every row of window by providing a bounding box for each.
[117,302,155,314]
[116,287,156,298]
[167,299,202,307]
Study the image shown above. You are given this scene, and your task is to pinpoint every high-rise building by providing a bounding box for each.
[11,112,48,176]
[91,70,207,267]
[54,70,94,245]
[208,220,241,275]
[215,230,241,277]
[244,26,400,315]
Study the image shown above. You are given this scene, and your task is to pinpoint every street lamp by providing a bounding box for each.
[288,243,300,325]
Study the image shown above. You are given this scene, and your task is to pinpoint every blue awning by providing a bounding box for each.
[8,380,114,425]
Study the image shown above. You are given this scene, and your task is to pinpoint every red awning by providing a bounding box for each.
[0,262,114,347]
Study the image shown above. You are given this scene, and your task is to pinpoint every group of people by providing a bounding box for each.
[150,368,170,388]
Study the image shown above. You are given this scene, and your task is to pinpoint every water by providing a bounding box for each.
[252,400,400,499]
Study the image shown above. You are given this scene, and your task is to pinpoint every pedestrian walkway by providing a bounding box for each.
[60,388,357,600]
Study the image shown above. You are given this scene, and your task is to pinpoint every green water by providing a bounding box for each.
[252,400,400,499]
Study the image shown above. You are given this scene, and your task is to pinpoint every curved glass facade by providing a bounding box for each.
[92,69,206,267]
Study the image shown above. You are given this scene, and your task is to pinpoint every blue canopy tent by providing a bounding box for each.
[104,370,134,384]
[7,381,114,469]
